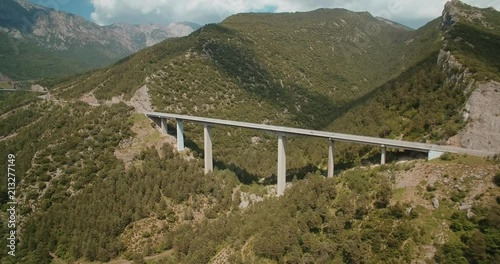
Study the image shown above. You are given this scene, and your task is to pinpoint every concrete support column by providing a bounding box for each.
[381,145,386,165]
[176,119,185,151]
[277,134,287,196]
[160,118,168,134]
[328,139,335,178]
[204,125,213,174]
[428,150,444,160]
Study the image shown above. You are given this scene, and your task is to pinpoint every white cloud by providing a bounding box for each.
[90,0,500,28]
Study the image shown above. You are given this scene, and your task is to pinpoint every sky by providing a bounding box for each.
[29,0,500,29]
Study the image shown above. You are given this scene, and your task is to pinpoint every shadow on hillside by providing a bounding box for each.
[146,116,261,184]
[200,24,448,138]
[152,115,427,190]
[148,44,441,186]
[261,163,320,186]
[334,148,427,172]
[214,161,260,184]
[199,24,407,131]
[0,0,43,31]
[199,25,338,129]
[180,131,261,184]
[182,130,328,186]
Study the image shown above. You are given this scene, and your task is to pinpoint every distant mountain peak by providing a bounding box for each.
[442,0,492,28]
[375,17,412,31]
[1,0,197,51]
[12,0,39,10]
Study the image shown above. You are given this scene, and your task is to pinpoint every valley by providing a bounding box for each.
[0,0,499,263]
[0,0,199,80]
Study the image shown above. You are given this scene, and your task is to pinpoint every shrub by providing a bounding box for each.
[440,153,455,161]
[374,184,392,209]
[451,191,467,203]
[493,172,500,187]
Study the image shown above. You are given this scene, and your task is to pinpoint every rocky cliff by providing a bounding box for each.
[439,0,500,153]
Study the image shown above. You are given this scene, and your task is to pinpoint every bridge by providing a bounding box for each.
[146,112,494,196]
[0,89,48,93]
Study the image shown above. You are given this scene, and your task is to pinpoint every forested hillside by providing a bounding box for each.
[0,1,499,263]
[50,8,448,176]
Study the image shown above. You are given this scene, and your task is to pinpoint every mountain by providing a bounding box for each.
[53,8,419,121]
[325,0,500,156]
[0,0,199,80]
[439,0,500,153]
[49,1,497,174]
[0,1,499,263]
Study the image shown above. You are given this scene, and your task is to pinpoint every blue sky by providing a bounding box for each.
[29,0,500,29]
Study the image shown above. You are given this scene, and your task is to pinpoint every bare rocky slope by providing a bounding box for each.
[439,0,500,153]
[458,81,500,153]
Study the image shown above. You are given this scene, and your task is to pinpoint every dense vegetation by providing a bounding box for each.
[436,204,500,263]
[173,52,467,178]
[328,55,465,141]
[0,97,135,262]
[444,2,500,81]
[0,95,134,202]
[18,144,240,263]
[0,1,499,263]
[159,165,500,263]
[10,134,499,263]
[50,10,458,177]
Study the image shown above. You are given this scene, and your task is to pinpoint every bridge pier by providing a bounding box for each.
[381,145,386,165]
[428,150,444,160]
[328,139,335,178]
[176,119,185,151]
[277,134,287,196]
[160,118,168,134]
[204,125,213,174]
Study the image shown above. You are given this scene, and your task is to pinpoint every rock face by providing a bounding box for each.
[441,0,486,28]
[439,0,500,154]
[108,23,195,50]
[432,197,440,209]
[30,84,46,92]
[459,81,500,153]
[0,73,11,82]
[128,85,153,113]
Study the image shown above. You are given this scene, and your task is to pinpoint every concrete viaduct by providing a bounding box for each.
[0,89,48,93]
[146,112,493,196]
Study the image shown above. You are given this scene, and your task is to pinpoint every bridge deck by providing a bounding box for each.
[145,112,493,157]
[0,89,48,93]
